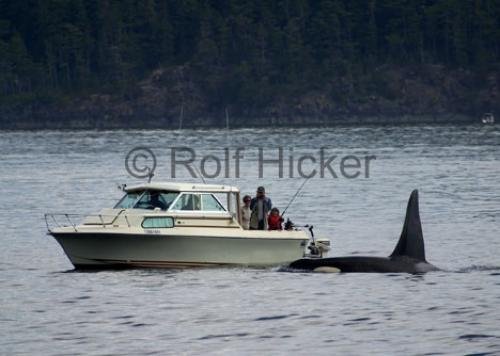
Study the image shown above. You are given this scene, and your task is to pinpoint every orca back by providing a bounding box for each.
[389,189,426,261]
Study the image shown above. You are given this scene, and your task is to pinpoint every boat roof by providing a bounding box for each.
[125,182,240,193]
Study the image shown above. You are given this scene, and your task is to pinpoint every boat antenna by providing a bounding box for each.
[193,165,206,184]
[281,177,310,219]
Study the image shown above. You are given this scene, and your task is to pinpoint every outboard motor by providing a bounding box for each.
[315,239,331,256]
[305,225,331,258]
[286,220,331,258]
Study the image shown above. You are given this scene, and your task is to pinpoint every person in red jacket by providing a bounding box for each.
[268,207,283,230]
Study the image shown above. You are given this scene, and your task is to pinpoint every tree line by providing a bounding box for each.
[0,0,498,109]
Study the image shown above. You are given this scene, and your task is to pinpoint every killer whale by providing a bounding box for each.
[289,190,439,273]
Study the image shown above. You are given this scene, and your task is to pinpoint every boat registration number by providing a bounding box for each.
[144,229,161,234]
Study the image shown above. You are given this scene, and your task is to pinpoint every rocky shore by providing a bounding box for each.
[0,64,497,130]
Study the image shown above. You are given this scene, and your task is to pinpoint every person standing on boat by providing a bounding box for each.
[250,186,272,230]
[241,195,252,230]
[267,207,284,230]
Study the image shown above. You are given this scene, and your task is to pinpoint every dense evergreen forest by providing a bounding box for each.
[0,0,499,128]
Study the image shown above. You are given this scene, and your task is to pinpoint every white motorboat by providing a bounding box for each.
[46,182,326,269]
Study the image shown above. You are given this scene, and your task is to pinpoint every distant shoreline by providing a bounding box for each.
[0,113,483,131]
[1,63,497,131]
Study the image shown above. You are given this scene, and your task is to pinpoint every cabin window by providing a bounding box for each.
[170,193,227,212]
[171,194,202,211]
[134,191,178,210]
[201,194,225,211]
[142,217,174,228]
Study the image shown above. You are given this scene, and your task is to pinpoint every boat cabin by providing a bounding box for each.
[113,182,242,227]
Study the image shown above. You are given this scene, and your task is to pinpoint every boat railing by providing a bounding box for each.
[44,213,129,232]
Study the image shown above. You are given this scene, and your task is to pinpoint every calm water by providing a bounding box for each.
[1,125,499,355]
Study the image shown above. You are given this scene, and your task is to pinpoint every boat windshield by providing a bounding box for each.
[115,191,142,209]
[114,190,179,210]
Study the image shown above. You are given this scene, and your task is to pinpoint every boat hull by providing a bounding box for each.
[51,232,308,269]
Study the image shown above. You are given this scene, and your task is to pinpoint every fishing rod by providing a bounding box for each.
[281,177,310,219]
[280,179,322,256]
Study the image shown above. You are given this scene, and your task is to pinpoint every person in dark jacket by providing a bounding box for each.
[249,186,272,230]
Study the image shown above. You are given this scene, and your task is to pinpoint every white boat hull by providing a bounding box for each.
[52,231,308,268]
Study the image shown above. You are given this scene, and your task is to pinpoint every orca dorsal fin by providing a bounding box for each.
[390,189,426,261]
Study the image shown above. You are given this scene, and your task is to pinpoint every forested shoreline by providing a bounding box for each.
[0,0,498,129]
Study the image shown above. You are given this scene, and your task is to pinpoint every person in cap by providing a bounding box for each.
[249,186,272,230]
[240,195,252,230]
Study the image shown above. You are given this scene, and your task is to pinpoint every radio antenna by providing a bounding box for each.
[193,165,206,184]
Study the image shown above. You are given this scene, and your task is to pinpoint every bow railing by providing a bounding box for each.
[44,212,130,232]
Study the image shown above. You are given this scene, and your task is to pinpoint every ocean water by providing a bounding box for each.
[1,124,499,355]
